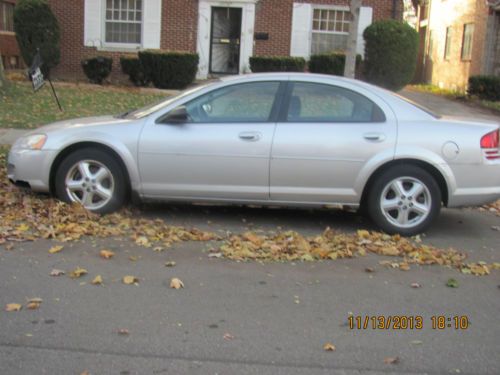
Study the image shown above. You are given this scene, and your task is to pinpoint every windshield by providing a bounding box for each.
[116,84,210,120]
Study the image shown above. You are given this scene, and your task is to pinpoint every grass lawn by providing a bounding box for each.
[0,81,167,129]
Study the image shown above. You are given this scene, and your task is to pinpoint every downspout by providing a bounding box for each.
[392,0,398,19]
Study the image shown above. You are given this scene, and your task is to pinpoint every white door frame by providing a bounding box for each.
[197,0,257,79]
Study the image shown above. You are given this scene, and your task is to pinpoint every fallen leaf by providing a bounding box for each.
[323,342,336,351]
[364,267,374,273]
[91,275,103,285]
[99,249,115,259]
[5,303,22,312]
[123,275,139,285]
[223,333,234,340]
[170,277,184,289]
[26,298,43,310]
[48,245,64,254]
[117,328,129,335]
[80,371,90,375]
[153,246,164,252]
[410,282,421,288]
[410,340,423,345]
[70,267,88,279]
[165,261,176,267]
[384,357,400,364]
[446,278,459,288]
[50,269,65,276]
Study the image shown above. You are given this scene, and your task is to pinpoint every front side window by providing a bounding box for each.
[105,0,142,44]
[311,8,351,54]
[286,82,385,123]
[183,82,281,123]
[461,23,474,60]
[0,1,14,32]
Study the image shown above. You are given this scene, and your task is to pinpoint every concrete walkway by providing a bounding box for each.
[1,87,498,145]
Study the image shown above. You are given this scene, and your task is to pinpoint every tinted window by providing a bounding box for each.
[184,82,280,123]
[286,82,386,123]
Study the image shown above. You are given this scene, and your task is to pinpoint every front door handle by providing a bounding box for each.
[363,132,386,142]
[239,132,261,142]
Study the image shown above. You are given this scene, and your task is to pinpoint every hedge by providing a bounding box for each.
[139,50,199,89]
[249,56,306,72]
[468,75,500,101]
[14,0,61,78]
[120,56,149,86]
[308,53,362,76]
[363,20,419,91]
[81,56,113,84]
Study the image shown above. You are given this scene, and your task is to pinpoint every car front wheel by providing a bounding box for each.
[54,148,127,214]
[367,165,441,236]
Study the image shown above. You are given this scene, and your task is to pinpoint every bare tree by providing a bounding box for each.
[343,0,362,79]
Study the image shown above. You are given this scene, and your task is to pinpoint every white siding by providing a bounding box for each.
[356,7,373,56]
[290,3,312,58]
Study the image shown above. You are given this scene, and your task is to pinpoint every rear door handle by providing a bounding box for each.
[363,132,386,142]
[239,132,261,141]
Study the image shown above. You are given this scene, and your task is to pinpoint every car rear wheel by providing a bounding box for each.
[55,148,126,214]
[367,165,441,236]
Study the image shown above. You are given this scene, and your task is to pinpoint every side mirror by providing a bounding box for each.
[159,106,190,124]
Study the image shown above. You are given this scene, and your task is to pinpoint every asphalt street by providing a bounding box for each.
[1,204,499,375]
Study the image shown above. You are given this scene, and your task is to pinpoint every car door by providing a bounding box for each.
[270,80,397,204]
[138,81,283,200]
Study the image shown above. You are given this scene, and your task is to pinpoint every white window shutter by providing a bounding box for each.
[84,0,102,47]
[356,7,373,57]
[143,0,162,49]
[290,3,312,58]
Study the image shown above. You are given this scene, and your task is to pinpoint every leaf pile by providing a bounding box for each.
[0,147,217,248]
[480,200,500,216]
[220,229,497,275]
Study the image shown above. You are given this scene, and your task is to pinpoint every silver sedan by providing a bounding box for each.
[7,73,500,235]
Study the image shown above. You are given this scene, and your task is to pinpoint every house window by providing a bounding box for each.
[0,1,15,32]
[444,27,452,60]
[461,23,474,60]
[105,0,142,45]
[311,8,351,54]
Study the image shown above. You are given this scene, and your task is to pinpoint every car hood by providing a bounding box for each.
[29,115,134,135]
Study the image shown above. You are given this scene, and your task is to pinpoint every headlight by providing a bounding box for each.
[13,134,48,150]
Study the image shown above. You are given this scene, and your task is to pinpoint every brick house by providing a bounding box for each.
[0,0,23,69]
[44,0,402,80]
[415,0,500,92]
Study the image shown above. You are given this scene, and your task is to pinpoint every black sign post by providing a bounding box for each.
[29,49,63,112]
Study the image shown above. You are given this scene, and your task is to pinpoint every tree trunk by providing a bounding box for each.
[344,0,362,79]
[0,56,5,87]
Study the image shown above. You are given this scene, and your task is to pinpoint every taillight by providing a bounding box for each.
[480,129,499,149]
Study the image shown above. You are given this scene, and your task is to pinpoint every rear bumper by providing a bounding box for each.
[447,163,500,207]
[7,148,56,193]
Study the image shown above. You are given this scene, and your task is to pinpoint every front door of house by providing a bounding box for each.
[209,7,242,74]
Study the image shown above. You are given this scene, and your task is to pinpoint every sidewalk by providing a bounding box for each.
[0,128,28,145]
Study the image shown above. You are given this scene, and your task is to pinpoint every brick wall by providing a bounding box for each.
[419,0,491,92]
[0,0,22,69]
[255,0,402,56]
[48,0,402,80]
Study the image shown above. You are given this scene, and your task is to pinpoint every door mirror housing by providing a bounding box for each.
[159,106,190,124]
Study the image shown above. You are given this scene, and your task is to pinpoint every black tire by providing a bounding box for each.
[54,148,127,214]
[366,165,441,236]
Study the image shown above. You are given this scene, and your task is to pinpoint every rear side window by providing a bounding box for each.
[286,82,386,123]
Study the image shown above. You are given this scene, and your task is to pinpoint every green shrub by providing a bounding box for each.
[250,56,306,72]
[139,50,199,89]
[363,20,419,91]
[13,0,60,78]
[468,75,500,101]
[120,56,149,87]
[308,53,362,76]
[81,56,113,84]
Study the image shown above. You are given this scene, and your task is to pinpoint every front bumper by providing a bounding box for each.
[7,148,57,193]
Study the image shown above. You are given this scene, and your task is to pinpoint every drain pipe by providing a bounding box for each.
[392,0,398,19]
